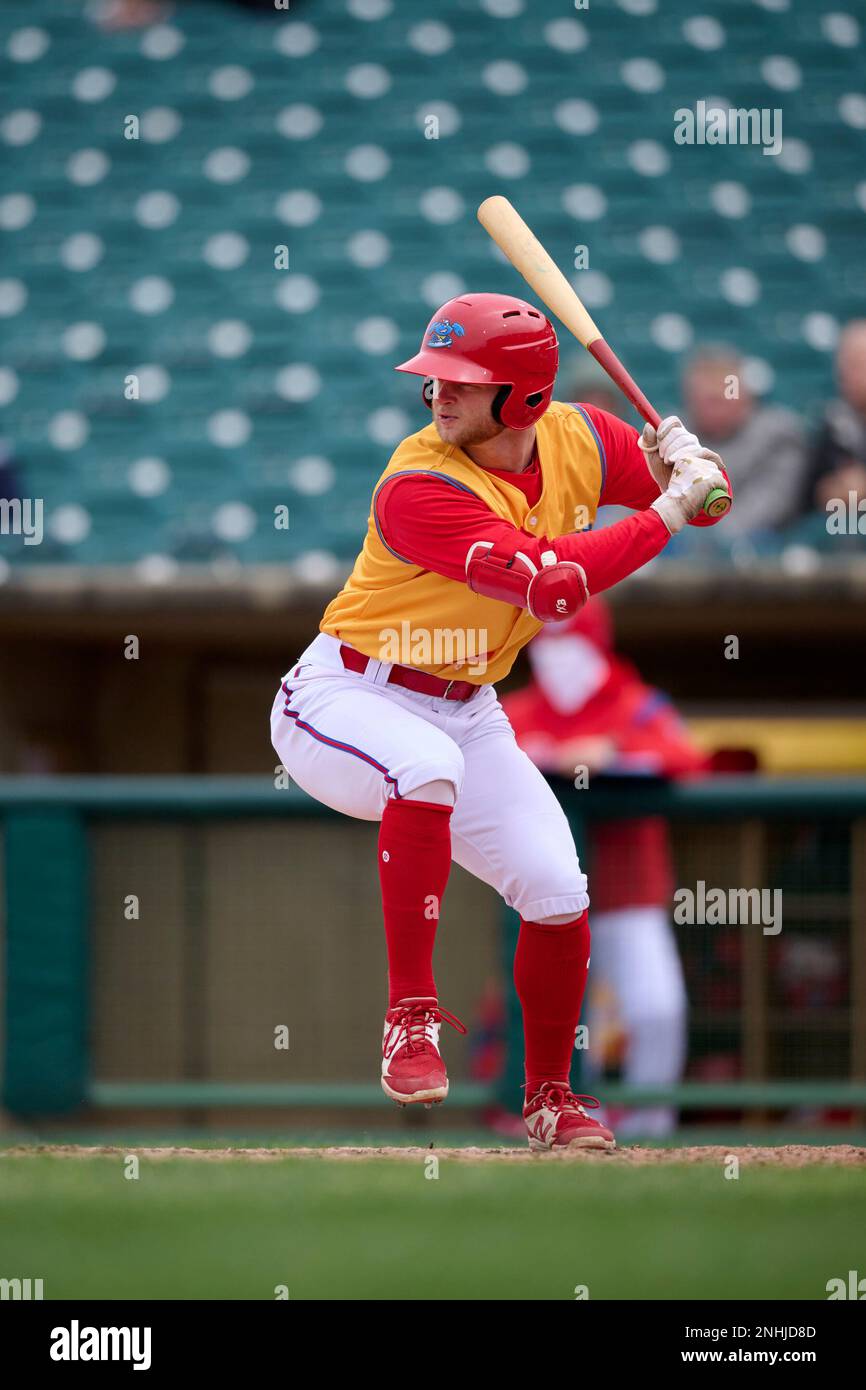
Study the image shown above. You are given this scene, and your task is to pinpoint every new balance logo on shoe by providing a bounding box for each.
[531,1115,554,1145]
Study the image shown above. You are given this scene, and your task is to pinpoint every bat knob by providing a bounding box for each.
[703,486,731,519]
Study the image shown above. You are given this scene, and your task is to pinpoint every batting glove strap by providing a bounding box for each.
[638,421,670,493]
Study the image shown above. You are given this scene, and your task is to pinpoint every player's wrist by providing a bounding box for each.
[650,494,685,535]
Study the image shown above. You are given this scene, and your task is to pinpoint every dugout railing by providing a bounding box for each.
[1,775,866,1117]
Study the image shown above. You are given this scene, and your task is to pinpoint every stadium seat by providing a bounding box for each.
[1,0,864,566]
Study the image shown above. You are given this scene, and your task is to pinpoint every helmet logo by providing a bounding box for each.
[427,319,465,348]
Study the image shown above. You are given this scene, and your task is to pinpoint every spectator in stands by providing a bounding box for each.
[801,320,866,518]
[96,0,170,28]
[681,346,807,536]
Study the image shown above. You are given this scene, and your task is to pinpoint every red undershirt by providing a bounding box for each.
[375,404,725,596]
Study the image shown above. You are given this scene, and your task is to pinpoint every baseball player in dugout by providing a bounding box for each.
[270,293,732,1152]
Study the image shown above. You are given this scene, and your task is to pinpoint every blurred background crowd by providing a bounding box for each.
[1,0,865,576]
[578,321,866,546]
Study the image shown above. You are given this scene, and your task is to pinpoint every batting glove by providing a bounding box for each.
[639,415,723,492]
[651,456,728,535]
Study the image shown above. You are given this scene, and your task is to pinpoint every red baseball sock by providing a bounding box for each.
[378,797,453,1007]
[514,911,591,1099]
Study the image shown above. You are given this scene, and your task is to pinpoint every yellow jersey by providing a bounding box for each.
[320,401,603,685]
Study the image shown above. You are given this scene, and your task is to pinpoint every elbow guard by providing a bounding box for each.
[465,538,589,622]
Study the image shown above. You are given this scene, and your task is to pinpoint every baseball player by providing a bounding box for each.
[270,292,730,1152]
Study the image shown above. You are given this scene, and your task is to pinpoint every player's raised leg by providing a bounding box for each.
[378,783,467,1106]
[270,656,466,1106]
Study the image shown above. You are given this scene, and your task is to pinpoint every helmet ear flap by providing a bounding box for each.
[491,384,511,424]
[422,377,435,409]
[494,385,547,429]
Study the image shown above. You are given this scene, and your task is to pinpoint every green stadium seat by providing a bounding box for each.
[1,0,864,567]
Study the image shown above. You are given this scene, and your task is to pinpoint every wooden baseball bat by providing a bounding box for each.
[477,195,731,519]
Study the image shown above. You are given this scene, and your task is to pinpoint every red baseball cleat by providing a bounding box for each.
[381,997,467,1107]
[523,1083,617,1152]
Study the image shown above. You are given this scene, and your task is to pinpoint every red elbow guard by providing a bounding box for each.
[528,553,589,621]
[465,539,588,622]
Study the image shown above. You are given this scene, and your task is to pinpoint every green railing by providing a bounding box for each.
[2,775,866,1114]
[2,773,866,816]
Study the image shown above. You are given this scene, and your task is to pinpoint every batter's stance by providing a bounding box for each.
[270,293,730,1151]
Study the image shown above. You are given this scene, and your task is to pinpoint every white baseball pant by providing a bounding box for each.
[269,633,589,923]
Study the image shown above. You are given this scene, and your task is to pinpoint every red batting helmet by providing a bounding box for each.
[394,292,559,431]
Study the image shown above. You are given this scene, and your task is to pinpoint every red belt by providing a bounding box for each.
[339,643,481,702]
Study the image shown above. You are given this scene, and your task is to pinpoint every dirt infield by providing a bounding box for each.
[3,1143,865,1165]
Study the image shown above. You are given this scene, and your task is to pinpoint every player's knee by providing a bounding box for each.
[406,778,457,808]
[404,746,464,806]
[533,909,588,927]
[512,852,588,924]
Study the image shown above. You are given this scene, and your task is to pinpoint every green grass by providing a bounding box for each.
[1,1156,862,1300]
